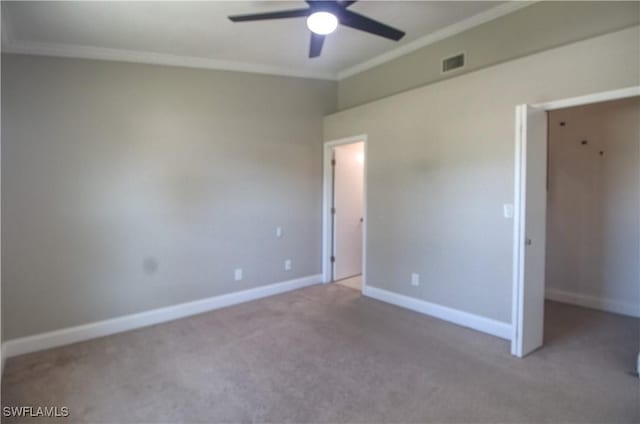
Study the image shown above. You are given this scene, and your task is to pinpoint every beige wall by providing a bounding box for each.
[546,97,640,311]
[338,1,640,110]
[1,54,336,340]
[324,27,640,324]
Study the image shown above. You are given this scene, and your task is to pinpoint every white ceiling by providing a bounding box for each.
[1,1,527,80]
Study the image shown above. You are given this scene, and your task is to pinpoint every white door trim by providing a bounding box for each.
[532,86,640,111]
[322,134,368,292]
[511,85,640,357]
[511,104,526,356]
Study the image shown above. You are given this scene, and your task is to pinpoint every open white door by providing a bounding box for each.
[333,142,364,281]
[512,104,547,358]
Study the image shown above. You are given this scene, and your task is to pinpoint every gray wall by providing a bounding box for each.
[546,98,640,311]
[324,27,640,324]
[2,54,336,340]
[338,1,640,110]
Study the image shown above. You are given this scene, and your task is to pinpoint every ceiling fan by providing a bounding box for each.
[228,0,406,58]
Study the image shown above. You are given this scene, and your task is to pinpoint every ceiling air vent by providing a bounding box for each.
[442,53,465,73]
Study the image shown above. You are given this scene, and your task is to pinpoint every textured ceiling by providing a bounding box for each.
[2,1,515,79]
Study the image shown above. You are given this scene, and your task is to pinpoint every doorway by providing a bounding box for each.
[511,87,640,363]
[322,135,367,292]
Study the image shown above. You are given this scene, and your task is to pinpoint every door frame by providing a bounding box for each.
[322,134,368,291]
[511,85,640,357]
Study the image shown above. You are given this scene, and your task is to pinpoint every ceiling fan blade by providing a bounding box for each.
[339,1,358,7]
[338,9,405,41]
[306,1,338,7]
[309,33,325,58]
[229,8,310,22]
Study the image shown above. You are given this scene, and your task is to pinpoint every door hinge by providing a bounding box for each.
[330,256,335,263]
[331,159,336,166]
[331,207,336,214]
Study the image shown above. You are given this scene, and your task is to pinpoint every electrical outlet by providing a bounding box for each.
[284,259,292,271]
[411,273,420,287]
[234,268,243,281]
[276,227,283,238]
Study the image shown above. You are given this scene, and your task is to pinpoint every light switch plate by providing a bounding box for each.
[411,273,420,286]
[234,268,243,281]
[503,204,514,219]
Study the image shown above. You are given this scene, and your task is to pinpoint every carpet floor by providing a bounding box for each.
[2,284,639,423]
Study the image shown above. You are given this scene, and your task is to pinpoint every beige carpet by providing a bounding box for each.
[335,275,362,291]
[2,284,639,423]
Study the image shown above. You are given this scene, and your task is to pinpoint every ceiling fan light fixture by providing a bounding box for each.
[306,11,338,35]
[228,1,406,58]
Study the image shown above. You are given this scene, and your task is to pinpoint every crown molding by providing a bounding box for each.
[336,1,536,80]
[1,1,535,82]
[1,39,338,80]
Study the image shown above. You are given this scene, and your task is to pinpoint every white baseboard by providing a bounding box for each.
[362,285,512,340]
[546,289,640,318]
[3,274,322,359]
